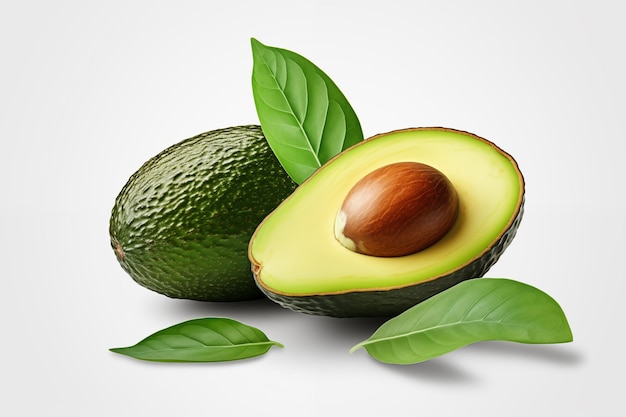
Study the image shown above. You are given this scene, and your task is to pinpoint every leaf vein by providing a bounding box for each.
[259,54,321,167]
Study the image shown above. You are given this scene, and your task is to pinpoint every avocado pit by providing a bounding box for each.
[334,161,459,257]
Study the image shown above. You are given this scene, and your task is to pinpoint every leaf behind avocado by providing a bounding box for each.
[251,38,363,184]
[110,317,283,362]
[350,278,573,364]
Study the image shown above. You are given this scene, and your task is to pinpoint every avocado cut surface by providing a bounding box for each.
[249,127,524,317]
[110,125,297,301]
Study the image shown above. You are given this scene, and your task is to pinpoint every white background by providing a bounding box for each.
[2,1,624,415]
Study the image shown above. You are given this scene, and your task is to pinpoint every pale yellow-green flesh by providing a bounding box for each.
[250,129,522,295]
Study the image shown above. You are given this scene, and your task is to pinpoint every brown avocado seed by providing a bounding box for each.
[334,162,459,257]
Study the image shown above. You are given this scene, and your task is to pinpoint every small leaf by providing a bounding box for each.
[251,38,363,184]
[350,278,573,364]
[110,318,283,362]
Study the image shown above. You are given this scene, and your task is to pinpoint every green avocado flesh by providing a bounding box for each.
[110,125,297,301]
[249,127,524,317]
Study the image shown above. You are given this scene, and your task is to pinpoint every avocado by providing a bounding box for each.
[110,125,298,301]
[248,127,524,317]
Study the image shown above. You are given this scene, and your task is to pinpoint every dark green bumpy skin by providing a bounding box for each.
[255,201,524,318]
[110,125,298,301]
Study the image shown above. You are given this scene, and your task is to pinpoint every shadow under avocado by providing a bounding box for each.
[170,296,288,318]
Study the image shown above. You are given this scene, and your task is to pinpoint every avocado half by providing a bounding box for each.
[248,127,525,317]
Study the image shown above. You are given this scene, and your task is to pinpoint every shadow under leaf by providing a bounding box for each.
[368,354,479,384]
[462,340,583,365]
[364,340,582,384]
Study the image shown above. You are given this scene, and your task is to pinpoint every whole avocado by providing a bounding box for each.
[110,125,297,301]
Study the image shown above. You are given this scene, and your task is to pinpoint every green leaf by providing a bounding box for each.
[350,278,573,364]
[110,318,283,362]
[251,38,363,184]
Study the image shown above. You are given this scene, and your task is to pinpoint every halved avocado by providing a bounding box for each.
[249,127,525,317]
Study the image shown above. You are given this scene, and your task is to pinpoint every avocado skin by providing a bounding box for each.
[110,125,297,301]
[254,198,523,318]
